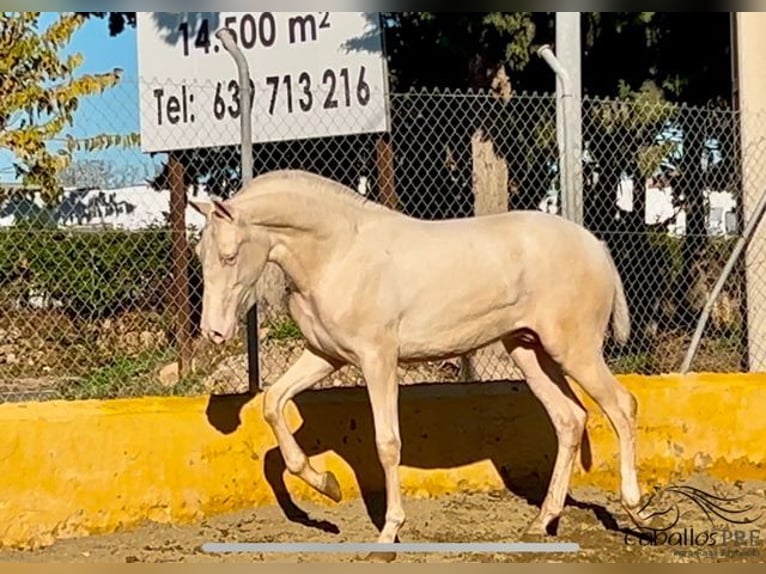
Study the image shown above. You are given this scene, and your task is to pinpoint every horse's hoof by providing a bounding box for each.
[624,505,665,532]
[321,471,342,503]
[623,496,666,532]
[363,551,397,563]
[520,520,550,543]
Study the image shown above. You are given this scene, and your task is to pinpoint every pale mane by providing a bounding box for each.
[229,169,394,215]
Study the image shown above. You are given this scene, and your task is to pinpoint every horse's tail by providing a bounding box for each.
[602,241,631,345]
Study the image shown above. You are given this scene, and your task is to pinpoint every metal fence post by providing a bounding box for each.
[536,14,583,226]
[216,28,260,393]
[556,12,583,226]
[537,45,573,223]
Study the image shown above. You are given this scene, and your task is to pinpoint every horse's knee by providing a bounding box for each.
[262,389,280,425]
[375,435,401,467]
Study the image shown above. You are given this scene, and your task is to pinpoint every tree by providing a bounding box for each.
[380,12,549,93]
[59,158,148,189]
[79,12,136,36]
[582,13,735,338]
[0,12,136,204]
[637,14,735,332]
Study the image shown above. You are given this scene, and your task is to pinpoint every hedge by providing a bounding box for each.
[0,219,203,319]
[0,217,742,329]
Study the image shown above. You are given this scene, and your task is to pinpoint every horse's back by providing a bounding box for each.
[380,209,603,268]
[367,208,610,309]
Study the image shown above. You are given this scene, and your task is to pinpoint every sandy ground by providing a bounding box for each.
[2,474,765,564]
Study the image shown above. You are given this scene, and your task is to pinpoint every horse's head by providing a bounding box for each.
[190,199,270,345]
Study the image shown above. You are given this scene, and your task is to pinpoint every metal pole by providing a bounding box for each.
[680,187,766,373]
[216,27,261,393]
[556,12,583,226]
[537,44,575,223]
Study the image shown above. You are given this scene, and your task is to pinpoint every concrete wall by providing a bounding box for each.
[1,373,765,550]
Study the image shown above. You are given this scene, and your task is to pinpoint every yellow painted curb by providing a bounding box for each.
[0,373,764,549]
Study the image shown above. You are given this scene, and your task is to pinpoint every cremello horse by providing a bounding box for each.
[190,169,649,560]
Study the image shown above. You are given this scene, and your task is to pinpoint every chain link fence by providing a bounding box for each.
[1,76,764,402]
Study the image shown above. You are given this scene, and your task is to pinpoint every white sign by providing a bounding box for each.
[136,12,390,153]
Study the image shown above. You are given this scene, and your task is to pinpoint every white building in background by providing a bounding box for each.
[539,178,739,237]
[0,184,214,234]
[615,178,738,236]
[1,177,739,238]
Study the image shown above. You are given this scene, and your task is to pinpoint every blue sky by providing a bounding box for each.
[1,12,163,188]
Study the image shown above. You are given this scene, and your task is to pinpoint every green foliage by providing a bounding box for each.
[57,348,206,400]
[586,81,680,181]
[266,316,303,341]
[610,351,652,375]
[79,12,136,36]
[0,12,136,204]
[381,12,543,92]
[0,220,175,318]
[582,12,731,105]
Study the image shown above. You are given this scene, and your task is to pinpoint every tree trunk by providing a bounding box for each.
[674,116,709,330]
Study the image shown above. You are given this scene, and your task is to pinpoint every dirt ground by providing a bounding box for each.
[2,474,765,564]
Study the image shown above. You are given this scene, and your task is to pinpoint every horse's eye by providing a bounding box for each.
[221,253,237,265]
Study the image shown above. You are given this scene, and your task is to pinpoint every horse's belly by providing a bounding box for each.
[397,290,524,361]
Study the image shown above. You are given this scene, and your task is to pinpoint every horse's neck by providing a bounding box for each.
[236,187,364,233]
[236,189,363,293]
[267,235,329,296]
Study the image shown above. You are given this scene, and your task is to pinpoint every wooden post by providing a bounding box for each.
[376,133,398,209]
[168,152,193,377]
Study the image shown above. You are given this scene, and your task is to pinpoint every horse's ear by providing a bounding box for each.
[212,199,236,223]
[189,201,212,218]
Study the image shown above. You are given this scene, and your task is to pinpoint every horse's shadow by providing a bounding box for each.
[205,381,634,539]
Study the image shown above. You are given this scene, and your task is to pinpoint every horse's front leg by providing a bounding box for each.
[359,351,404,562]
[262,347,344,501]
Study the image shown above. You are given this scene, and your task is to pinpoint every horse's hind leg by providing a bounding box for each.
[559,349,644,524]
[503,338,588,539]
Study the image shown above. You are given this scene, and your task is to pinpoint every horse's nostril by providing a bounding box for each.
[209,330,225,344]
